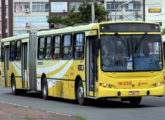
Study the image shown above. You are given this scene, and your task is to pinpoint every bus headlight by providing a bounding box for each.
[157,82,163,86]
[99,83,113,88]
[103,83,107,87]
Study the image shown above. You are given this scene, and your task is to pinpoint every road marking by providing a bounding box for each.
[0,100,72,117]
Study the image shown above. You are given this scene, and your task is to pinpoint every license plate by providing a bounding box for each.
[129,91,139,95]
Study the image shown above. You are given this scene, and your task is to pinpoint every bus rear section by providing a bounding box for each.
[95,22,164,104]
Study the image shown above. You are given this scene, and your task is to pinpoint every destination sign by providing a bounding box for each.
[100,23,160,32]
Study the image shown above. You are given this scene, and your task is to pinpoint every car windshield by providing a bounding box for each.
[101,35,163,72]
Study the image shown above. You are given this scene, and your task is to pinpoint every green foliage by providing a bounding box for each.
[48,1,109,26]
[48,16,65,25]
[25,116,36,120]
[74,115,87,120]
[163,29,165,35]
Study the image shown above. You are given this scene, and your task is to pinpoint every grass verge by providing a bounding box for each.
[74,115,87,120]
[25,116,36,120]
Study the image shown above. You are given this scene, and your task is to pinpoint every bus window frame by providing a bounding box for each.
[52,35,61,60]
[15,40,21,61]
[10,41,15,61]
[73,33,85,60]
[1,43,5,62]
[45,36,52,60]
[38,37,45,60]
[62,34,73,60]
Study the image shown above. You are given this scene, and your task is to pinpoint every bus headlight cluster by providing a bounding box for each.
[99,83,113,88]
[152,82,164,87]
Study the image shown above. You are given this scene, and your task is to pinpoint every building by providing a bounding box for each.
[0,0,2,39]
[104,0,144,21]
[13,0,49,36]
[1,0,49,38]
[145,0,165,29]
[49,0,91,28]
[50,0,88,17]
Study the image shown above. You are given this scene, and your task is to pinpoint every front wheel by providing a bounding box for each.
[42,77,48,100]
[129,97,142,105]
[76,81,85,105]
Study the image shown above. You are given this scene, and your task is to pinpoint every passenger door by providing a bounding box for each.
[4,45,10,87]
[86,36,97,97]
[22,43,28,89]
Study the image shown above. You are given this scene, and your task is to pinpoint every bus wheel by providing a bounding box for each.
[11,76,17,95]
[129,97,142,105]
[77,81,85,105]
[42,77,48,100]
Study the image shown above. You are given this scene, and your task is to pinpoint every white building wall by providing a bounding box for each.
[104,0,143,21]
[13,0,49,36]
[145,0,165,29]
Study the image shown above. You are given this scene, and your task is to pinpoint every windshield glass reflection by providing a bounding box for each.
[101,35,162,71]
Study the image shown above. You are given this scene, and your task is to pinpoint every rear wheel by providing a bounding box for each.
[42,77,48,100]
[129,97,142,105]
[11,76,17,95]
[76,81,85,105]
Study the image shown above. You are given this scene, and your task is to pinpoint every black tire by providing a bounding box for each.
[129,97,142,105]
[11,76,17,95]
[76,81,85,105]
[42,77,48,100]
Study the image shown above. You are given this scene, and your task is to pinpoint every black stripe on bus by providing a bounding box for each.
[36,77,85,82]
[15,76,22,78]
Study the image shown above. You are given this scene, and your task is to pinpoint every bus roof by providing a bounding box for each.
[37,23,98,37]
[1,33,29,43]
[1,21,160,43]
[99,21,159,25]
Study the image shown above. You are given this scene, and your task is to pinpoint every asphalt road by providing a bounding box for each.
[0,81,165,120]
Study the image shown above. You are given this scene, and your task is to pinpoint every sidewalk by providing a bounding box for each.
[0,102,76,120]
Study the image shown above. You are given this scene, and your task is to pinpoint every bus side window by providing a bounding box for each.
[62,35,72,59]
[38,37,45,60]
[1,44,4,62]
[10,42,15,61]
[45,36,52,59]
[52,36,61,60]
[15,41,21,60]
[74,33,84,60]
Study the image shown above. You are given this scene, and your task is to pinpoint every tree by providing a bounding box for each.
[48,1,109,27]
[163,28,165,35]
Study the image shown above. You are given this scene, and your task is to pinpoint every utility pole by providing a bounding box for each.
[143,0,145,21]
[91,0,95,23]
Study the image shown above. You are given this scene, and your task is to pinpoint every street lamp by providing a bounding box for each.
[91,0,95,23]
[115,0,133,21]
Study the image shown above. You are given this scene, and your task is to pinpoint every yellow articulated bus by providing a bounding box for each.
[1,21,164,105]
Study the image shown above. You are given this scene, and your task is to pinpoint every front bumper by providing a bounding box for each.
[97,85,164,98]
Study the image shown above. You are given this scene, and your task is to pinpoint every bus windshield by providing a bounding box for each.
[101,35,163,72]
